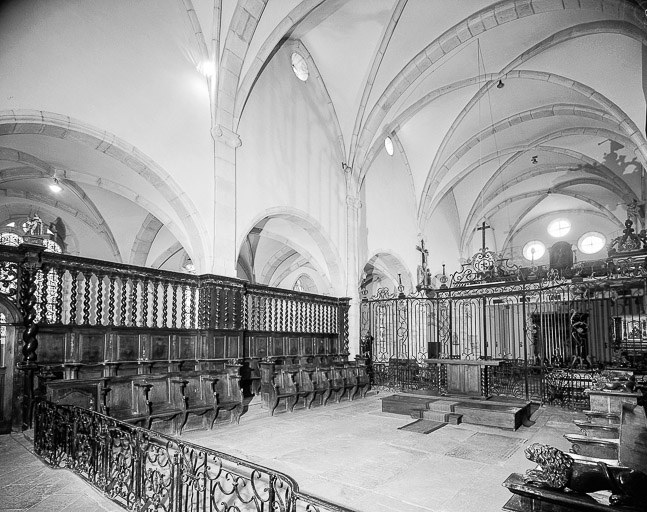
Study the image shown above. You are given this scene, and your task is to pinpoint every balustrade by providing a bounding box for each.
[34,401,353,512]
[0,245,351,426]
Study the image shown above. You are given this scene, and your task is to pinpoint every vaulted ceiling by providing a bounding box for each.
[0,0,645,284]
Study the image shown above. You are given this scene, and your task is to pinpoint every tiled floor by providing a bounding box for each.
[0,392,585,511]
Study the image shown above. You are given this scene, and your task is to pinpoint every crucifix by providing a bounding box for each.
[476,221,491,253]
[416,238,428,270]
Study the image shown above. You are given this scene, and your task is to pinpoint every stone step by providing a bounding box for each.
[427,400,459,413]
[446,413,462,425]
[422,410,451,422]
[410,408,463,424]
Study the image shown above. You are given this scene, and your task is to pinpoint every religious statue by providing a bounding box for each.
[626,198,643,223]
[570,310,590,369]
[416,238,429,288]
[523,443,647,507]
[23,214,44,236]
[359,331,372,357]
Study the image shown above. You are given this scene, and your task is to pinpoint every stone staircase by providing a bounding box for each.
[410,400,462,425]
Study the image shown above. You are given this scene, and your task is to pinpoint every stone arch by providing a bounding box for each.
[458,136,638,246]
[361,251,413,296]
[0,208,81,256]
[252,229,333,291]
[129,214,164,266]
[501,208,618,256]
[419,71,647,224]
[292,273,318,294]
[238,207,344,295]
[424,137,639,249]
[233,0,326,129]
[0,110,209,270]
[150,242,183,271]
[0,158,120,259]
[0,190,115,258]
[463,188,625,256]
[352,1,646,180]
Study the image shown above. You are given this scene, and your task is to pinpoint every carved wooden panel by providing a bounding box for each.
[80,333,104,363]
[247,335,269,358]
[226,336,241,358]
[117,334,138,361]
[179,336,195,359]
[288,337,299,356]
[38,332,65,364]
[212,336,225,359]
[151,335,169,360]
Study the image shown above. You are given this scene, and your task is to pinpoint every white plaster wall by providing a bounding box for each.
[237,46,347,294]
[423,194,463,278]
[363,148,418,292]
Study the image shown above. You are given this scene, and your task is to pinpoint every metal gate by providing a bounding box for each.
[360,275,647,407]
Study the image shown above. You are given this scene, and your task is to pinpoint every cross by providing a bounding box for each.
[416,239,428,270]
[476,221,491,253]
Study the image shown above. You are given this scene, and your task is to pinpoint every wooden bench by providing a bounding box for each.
[564,432,620,460]
[173,372,220,434]
[240,359,262,396]
[174,366,244,432]
[102,373,186,433]
[259,359,370,414]
[264,367,300,416]
[211,364,244,426]
[574,419,620,439]
[45,377,106,411]
[321,365,346,404]
[583,410,621,424]
[292,366,318,410]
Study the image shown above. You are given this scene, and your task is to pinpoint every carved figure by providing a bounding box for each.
[23,214,43,236]
[416,239,429,287]
[360,332,373,358]
[570,310,590,369]
[604,374,636,393]
[523,443,647,507]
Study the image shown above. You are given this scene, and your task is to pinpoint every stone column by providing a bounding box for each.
[344,167,362,357]
[211,124,242,277]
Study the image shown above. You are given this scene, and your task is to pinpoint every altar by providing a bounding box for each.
[425,358,502,397]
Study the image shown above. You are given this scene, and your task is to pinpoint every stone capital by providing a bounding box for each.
[346,196,362,209]
[213,125,242,149]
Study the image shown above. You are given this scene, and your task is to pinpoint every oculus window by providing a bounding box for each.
[547,218,571,238]
[578,232,606,254]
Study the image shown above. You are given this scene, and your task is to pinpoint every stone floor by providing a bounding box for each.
[0,392,585,511]
[0,431,122,512]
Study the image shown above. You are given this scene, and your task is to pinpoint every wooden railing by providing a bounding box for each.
[0,244,350,427]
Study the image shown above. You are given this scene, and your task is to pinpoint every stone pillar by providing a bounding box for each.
[211,124,242,277]
[344,168,362,357]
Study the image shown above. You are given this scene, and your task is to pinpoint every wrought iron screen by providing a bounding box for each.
[34,401,353,512]
[360,275,647,408]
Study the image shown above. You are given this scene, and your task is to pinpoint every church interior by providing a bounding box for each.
[1,1,647,511]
